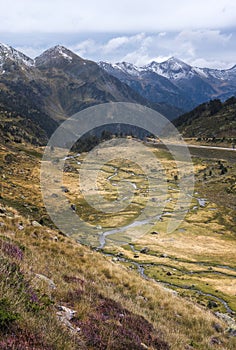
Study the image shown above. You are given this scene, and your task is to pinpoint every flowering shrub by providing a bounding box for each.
[0,239,24,261]
[77,296,170,350]
[0,330,52,350]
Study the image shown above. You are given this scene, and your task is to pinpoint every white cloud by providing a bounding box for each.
[189,58,234,69]
[1,0,236,33]
[14,46,42,59]
[70,39,96,57]
[12,28,236,69]
[103,37,130,52]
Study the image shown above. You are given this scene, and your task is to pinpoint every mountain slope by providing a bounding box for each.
[34,45,155,120]
[174,96,236,138]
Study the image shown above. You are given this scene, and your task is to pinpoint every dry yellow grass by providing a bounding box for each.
[0,141,236,349]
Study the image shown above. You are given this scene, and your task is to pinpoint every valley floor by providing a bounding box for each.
[0,139,236,349]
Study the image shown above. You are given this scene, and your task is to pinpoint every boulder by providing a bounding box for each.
[35,274,56,289]
[32,220,42,227]
[56,305,81,333]
[140,247,149,254]
[71,204,76,211]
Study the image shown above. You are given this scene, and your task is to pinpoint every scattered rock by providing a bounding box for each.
[71,204,76,211]
[0,207,6,214]
[61,186,69,193]
[215,312,236,336]
[212,322,223,333]
[160,253,168,258]
[56,305,80,333]
[51,193,59,198]
[134,254,139,258]
[228,328,236,337]
[210,337,221,345]
[116,252,124,257]
[150,231,159,235]
[32,220,42,227]
[64,165,76,173]
[57,305,76,320]
[35,274,56,289]
[18,224,24,230]
[166,271,172,276]
[207,300,218,309]
[140,343,148,349]
[140,247,149,254]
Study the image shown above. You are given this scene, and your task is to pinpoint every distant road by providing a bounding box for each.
[186,144,236,151]
[146,141,236,162]
[146,140,235,152]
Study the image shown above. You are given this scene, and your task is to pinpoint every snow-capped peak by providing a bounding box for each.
[113,61,141,76]
[49,45,73,61]
[98,61,141,77]
[35,45,75,67]
[0,43,34,67]
[142,57,193,80]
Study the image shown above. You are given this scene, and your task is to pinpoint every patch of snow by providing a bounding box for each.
[112,62,140,76]
[193,67,209,78]
[57,47,73,61]
[0,42,34,67]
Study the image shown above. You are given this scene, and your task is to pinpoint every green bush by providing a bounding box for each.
[0,298,18,330]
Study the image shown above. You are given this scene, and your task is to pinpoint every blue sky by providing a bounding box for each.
[1,0,236,68]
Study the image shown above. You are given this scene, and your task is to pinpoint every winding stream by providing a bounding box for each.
[104,251,235,315]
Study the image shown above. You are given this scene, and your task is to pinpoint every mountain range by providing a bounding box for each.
[0,43,181,143]
[99,58,236,112]
[0,42,235,145]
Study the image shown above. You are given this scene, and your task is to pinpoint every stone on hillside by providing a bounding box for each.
[57,305,76,320]
[61,186,69,193]
[35,274,56,289]
[207,300,218,309]
[116,252,124,257]
[210,337,221,345]
[57,305,80,333]
[140,247,149,254]
[71,204,76,211]
[0,207,6,214]
[32,220,42,227]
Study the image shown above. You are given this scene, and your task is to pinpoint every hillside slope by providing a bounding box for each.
[174,97,236,139]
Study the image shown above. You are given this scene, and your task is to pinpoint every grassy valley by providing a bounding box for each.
[0,134,236,349]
